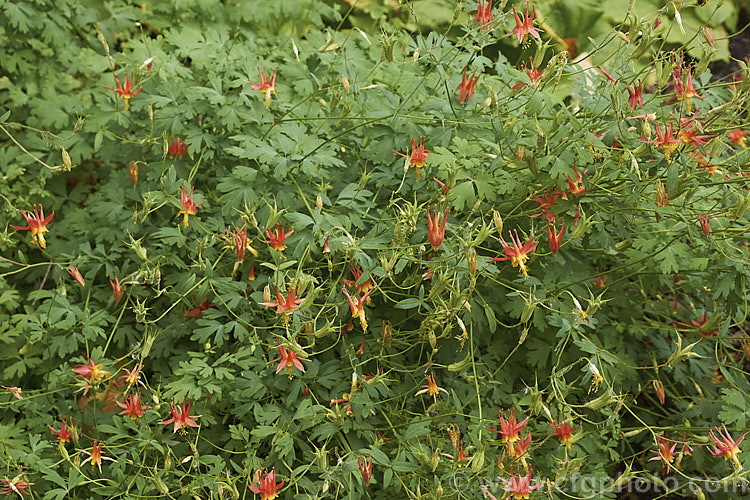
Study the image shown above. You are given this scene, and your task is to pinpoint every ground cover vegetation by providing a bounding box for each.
[1,0,749,498]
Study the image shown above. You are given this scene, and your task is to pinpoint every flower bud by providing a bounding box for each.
[128,161,138,185]
[342,75,350,93]
[62,149,72,168]
[467,247,477,275]
[702,27,714,47]
[492,210,503,234]
[316,194,323,210]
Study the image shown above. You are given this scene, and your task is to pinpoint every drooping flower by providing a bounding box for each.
[225,223,259,266]
[395,137,430,179]
[178,186,205,227]
[343,285,377,331]
[271,345,309,377]
[117,393,151,419]
[159,398,201,434]
[323,235,331,253]
[48,418,73,444]
[11,204,54,249]
[727,129,747,148]
[487,409,529,447]
[415,373,448,402]
[73,357,109,384]
[709,424,745,470]
[248,468,284,500]
[507,432,532,464]
[562,164,586,198]
[2,386,22,400]
[168,137,188,159]
[652,123,680,162]
[0,470,33,496]
[103,73,142,111]
[531,191,559,222]
[263,222,294,254]
[185,299,215,318]
[358,454,373,485]
[549,419,580,450]
[474,0,493,29]
[67,266,85,287]
[627,80,643,109]
[678,68,703,112]
[343,266,376,297]
[110,276,124,303]
[121,363,145,389]
[511,57,544,89]
[262,285,304,321]
[690,311,718,337]
[247,67,277,108]
[456,67,480,103]
[509,2,541,44]
[426,206,449,250]
[80,440,114,473]
[492,230,539,276]
[547,221,565,255]
[500,467,542,499]
[649,434,678,473]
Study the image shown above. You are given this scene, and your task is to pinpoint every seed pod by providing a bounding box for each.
[492,210,504,234]
[62,149,72,168]
[341,74,350,93]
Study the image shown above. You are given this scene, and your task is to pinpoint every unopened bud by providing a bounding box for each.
[702,27,714,48]
[129,161,138,185]
[316,194,323,210]
[62,149,72,168]
[516,146,524,162]
[492,210,503,234]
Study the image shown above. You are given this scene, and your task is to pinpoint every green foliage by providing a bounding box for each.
[1,0,750,499]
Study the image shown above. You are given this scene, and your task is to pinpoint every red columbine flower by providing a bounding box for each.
[474,0,493,29]
[271,345,309,377]
[73,357,109,383]
[358,454,373,485]
[48,418,73,444]
[507,432,532,464]
[456,67,480,103]
[547,221,565,255]
[709,424,746,470]
[690,311,718,337]
[117,393,151,419]
[263,285,304,321]
[121,363,145,389]
[343,285,376,331]
[509,2,541,44]
[247,66,277,108]
[679,68,703,112]
[110,276,124,303]
[562,164,586,198]
[487,409,529,445]
[499,467,542,500]
[159,398,201,434]
[80,440,114,473]
[727,129,747,148]
[426,206,449,250]
[178,186,205,227]
[415,373,448,402]
[549,419,580,450]
[2,386,22,400]
[395,137,430,179]
[627,80,643,109]
[263,222,294,254]
[168,137,188,159]
[698,214,710,236]
[185,298,215,318]
[652,122,680,162]
[649,434,678,473]
[492,230,539,276]
[225,223,259,264]
[511,57,544,89]
[11,204,54,249]
[67,266,85,287]
[531,190,559,222]
[103,73,142,111]
[0,470,33,496]
[248,468,284,500]
[342,266,377,300]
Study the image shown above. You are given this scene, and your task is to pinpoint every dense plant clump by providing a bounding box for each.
[1,0,749,498]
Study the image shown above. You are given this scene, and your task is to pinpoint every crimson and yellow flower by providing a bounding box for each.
[248,468,284,500]
[103,73,142,110]
[159,398,201,434]
[11,204,54,249]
